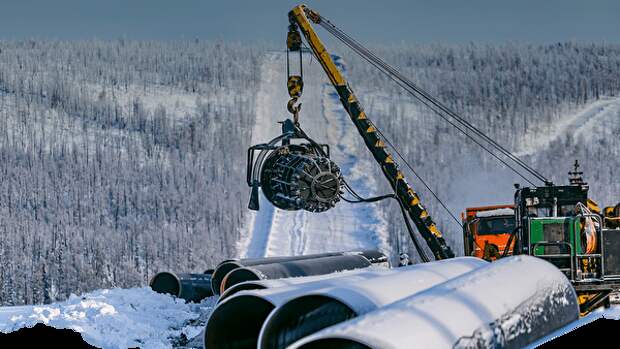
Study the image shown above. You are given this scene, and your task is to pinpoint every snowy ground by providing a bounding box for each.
[0,287,216,349]
[237,52,390,258]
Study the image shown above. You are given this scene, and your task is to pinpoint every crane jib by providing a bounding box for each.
[288,5,455,260]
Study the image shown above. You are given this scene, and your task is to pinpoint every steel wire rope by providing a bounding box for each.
[316,15,550,186]
[318,20,539,188]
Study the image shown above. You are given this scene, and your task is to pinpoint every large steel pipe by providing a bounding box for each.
[220,254,373,294]
[204,267,400,349]
[289,255,580,349]
[211,250,386,295]
[149,271,213,303]
[259,257,488,349]
[219,266,388,303]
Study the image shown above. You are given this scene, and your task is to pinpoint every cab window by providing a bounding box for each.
[477,217,515,235]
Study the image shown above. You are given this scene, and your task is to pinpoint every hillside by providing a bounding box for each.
[0,40,259,305]
[0,40,619,306]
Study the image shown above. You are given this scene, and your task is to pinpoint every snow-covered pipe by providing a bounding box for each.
[220,255,373,294]
[210,250,386,295]
[259,257,488,349]
[205,267,402,349]
[149,272,213,303]
[218,266,390,303]
[289,255,580,349]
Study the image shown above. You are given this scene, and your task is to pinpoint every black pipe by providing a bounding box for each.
[150,272,213,303]
[205,294,276,349]
[205,258,377,349]
[221,255,372,293]
[211,250,385,295]
[261,295,357,349]
[298,338,370,349]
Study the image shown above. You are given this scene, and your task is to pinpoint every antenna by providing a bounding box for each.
[568,159,586,186]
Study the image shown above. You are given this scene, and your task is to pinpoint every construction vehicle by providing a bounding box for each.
[246,4,619,316]
[502,162,620,314]
[462,205,515,261]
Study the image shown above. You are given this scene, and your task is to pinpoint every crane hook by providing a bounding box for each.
[287,97,302,126]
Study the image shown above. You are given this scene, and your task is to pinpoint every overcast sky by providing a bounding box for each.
[1,0,619,44]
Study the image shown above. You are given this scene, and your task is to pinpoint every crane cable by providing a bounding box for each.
[301,42,463,227]
[339,178,431,262]
[319,18,547,184]
[319,20,539,186]
[314,14,551,187]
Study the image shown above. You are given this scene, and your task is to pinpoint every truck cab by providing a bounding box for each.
[462,205,515,261]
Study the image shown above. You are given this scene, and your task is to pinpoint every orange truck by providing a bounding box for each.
[462,205,516,261]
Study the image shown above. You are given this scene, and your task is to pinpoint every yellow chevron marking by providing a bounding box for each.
[375,140,386,148]
[357,112,367,120]
[429,224,443,237]
[366,125,377,133]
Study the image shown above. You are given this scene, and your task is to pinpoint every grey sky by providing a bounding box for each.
[0,0,618,44]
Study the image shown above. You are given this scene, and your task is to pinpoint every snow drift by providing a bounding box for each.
[0,287,212,349]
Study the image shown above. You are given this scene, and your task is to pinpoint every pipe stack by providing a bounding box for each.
[149,270,214,303]
[288,255,579,349]
[211,250,387,295]
[205,257,487,349]
[259,257,488,349]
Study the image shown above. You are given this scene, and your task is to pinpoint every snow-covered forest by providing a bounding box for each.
[0,40,260,305]
[1,40,619,305]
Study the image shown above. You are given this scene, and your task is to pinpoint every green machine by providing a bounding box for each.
[529,217,592,279]
[508,182,620,315]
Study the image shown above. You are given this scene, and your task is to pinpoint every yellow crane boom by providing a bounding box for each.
[287,5,454,260]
